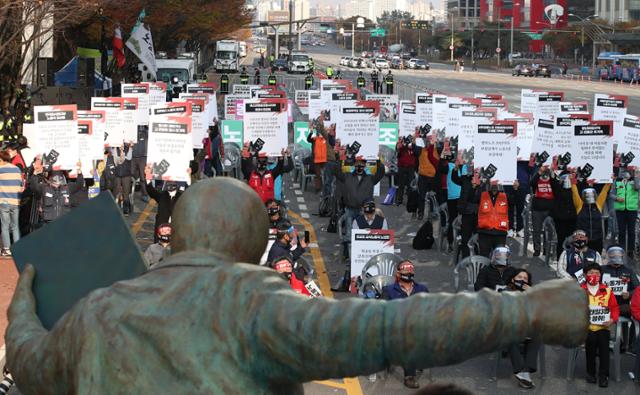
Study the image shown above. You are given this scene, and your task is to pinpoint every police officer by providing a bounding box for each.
[371,68,380,93]
[308,57,315,72]
[326,66,334,79]
[220,73,230,94]
[239,67,249,85]
[335,69,342,80]
[29,163,85,224]
[356,71,366,89]
[384,70,394,94]
[267,71,277,87]
[304,74,314,90]
[254,68,261,85]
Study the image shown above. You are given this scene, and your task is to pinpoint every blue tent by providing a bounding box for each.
[54,56,112,90]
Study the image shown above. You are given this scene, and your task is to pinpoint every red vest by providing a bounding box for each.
[478,191,509,232]
[313,136,327,164]
[534,178,554,200]
[248,171,275,202]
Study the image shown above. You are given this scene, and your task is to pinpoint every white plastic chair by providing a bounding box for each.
[361,253,403,280]
[453,255,490,292]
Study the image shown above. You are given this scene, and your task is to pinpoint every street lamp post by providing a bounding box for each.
[568,14,598,68]
[450,11,454,62]
[509,2,520,66]
[497,20,501,68]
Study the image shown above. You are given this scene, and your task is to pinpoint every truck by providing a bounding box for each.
[139,58,196,86]
[215,40,240,73]
[287,51,312,74]
[239,41,247,58]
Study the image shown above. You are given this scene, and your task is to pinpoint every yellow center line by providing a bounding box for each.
[131,201,156,235]
[288,210,364,395]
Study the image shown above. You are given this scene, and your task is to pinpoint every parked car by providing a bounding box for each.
[339,57,349,66]
[512,64,534,77]
[413,59,430,70]
[349,57,364,68]
[390,58,403,69]
[536,64,552,78]
[374,58,390,69]
[272,59,288,71]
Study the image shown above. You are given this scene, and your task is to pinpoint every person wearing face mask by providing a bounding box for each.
[551,173,577,259]
[530,166,555,257]
[334,156,385,259]
[602,245,638,318]
[473,180,519,258]
[306,114,335,194]
[609,169,640,257]
[474,245,518,291]
[144,223,172,268]
[29,163,84,225]
[272,256,311,296]
[144,165,183,242]
[352,199,388,230]
[571,175,611,254]
[381,260,429,389]
[202,122,224,177]
[500,269,540,389]
[267,221,308,266]
[413,131,440,221]
[558,229,602,280]
[241,147,293,203]
[582,262,620,388]
[112,144,133,216]
[265,199,286,229]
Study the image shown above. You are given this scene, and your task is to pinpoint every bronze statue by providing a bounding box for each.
[6,178,588,394]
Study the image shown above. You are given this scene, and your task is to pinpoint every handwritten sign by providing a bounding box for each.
[574,268,586,284]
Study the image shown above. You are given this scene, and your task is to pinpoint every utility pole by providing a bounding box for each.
[497,20,501,68]
[580,25,585,67]
[450,11,454,62]
[288,0,293,56]
[471,25,474,65]
[509,17,514,66]
[352,22,355,58]
[99,8,107,77]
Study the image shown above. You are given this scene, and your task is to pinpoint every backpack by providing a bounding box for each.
[413,221,434,250]
[406,188,419,213]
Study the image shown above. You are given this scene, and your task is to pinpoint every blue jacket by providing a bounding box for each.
[382,282,429,300]
[447,163,466,200]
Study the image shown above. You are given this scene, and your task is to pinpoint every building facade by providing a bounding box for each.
[480,0,568,30]
[595,0,640,24]
[448,0,481,27]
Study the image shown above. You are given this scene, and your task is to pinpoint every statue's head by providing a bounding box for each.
[171,178,269,264]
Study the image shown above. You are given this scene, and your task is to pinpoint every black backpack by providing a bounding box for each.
[413,221,434,250]
[406,188,419,213]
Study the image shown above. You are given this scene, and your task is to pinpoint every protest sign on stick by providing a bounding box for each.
[243,99,288,156]
[619,115,640,168]
[121,83,150,125]
[571,121,614,184]
[399,101,419,137]
[474,120,518,185]
[351,229,395,280]
[34,104,79,171]
[335,100,381,160]
[91,97,124,147]
[147,102,193,182]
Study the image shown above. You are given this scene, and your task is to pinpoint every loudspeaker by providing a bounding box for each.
[36,58,54,87]
[77,58,95,87]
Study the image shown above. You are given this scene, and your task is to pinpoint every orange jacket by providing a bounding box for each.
[477,191,509,232]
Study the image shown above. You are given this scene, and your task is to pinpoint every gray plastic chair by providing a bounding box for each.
[450,215,462,265]
[542,216,557,267]
[222,142,241,179]
[359,275,395,298]
[437,203,449,253]
[361,253,403,279]
[453,255,490,292]
[521,194,532,257]
[467,233,480,256]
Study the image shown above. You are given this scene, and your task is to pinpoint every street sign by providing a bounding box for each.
[496,48,502,53]
[402,20,430,30]
[370,27,386,37]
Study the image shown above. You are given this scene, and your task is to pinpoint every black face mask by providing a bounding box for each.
[355,165,365,174]
[166,184,177,192]
[257,163,267,171]
[573,239,587,249]
[399,273,414,282]
[158,235,171,243]
[268,207,280,216]
[283,272,292,281]
[513,279,527,291]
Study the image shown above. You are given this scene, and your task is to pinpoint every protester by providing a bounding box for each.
[352,199,388,230]
[266,221,307,265]
[551,173,577,258]
[394,135,416,206]
[0,150,22,255]
[413,132,440,221]
[610,168,639,257]
[631,287,640,382]
[202,123,224,177]
[439,146,465,251]
[272,256,311,296]
[474,180,519,258]
[131,127,149,202]
[112,144,133,216]
[451,164,477,258]
[381,260,429,389]
[602,245,638,318]
[144,165,183,242]
[266,199,286,229]
[474,246,518,291]
[582,262,620,388]
[241,147,293,203]
[144,223,172,268]
[529,167,555,256]
[571,179,611,253]
[558,230,602,280]
[307,114,335,193]
[29,161,84,224]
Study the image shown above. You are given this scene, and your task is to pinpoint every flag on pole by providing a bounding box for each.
[125,9,157,80]
[112,26,126,68]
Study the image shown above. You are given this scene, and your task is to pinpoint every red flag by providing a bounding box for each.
[113,26,125,68]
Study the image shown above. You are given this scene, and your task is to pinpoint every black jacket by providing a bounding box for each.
[551,180,576,222]
[30,173,84,222]
[335,160,385,209]
[530,173,555,211]
[451,171,477,215]
[267,239,304,264]
[145,183,182,226]
[474,265,518,291]
[241,156,293,180]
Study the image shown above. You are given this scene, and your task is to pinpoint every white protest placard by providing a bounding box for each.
[320,79,350,101]
[602,273,628,296]
[589,305,611,326]
[121,83,150,125]
[121,97,140,143]
[148,82,167,106]
[554,114,591,159]
[531,118,554,164]
[558,101,589,116]
[256,90,287,99]
[474,121,518,185]
[536,92,563,121]
[233,84,261,96]
[431,94,448,131]
[307,90,322,120]
[593,94,627,144]
[399,101,419,137]
[77,110,106,161]
[91,97,124,147]
[366,94,399,121]
[336,100,381,160]
[187,83,218,125]
[520,89,539,114]
[447,97,479,139]
[329,91,359,130]
[243,98,288,156]
[350,229,395,279]
[224,94,244,120]
[619,115,640,167]
[458,108,496,152]
[498,112,534,161]
[574,268,586,284]
[572,121,614,184]
[76,120,97,176]
[415,93,432,127]
[295,90,310,116]
[33,104,79,170]
[147,102,193,182]
[182,98,207,149]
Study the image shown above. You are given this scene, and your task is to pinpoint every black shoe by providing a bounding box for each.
[417,212,424,221]
[586,375,597,384]
[599,376,608,388]
[331,270,351,292]
[533,250,541,257]
[403,376,419,389]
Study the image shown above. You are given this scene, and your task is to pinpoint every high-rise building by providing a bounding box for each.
[448,0,481,27]
[595,0,640,23]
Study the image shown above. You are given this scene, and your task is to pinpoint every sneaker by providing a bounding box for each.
[515,372,534,389]
[1,249,11,257]
[599,376,609,388]
[403,376,419,389]
[533,250,541,257]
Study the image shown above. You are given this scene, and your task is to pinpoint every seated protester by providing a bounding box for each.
[558,229,602,280]
[530,167,555,257]
[473,179,519,258]
[474,246,518,291]
[266,221,307,266]
[352,199,388,230]
[241,146,293,203]
[29,162,84,224]
[144,223,172,268]
[571,179,611,254]
[630,287,640,382]
[272,256,311,297]
[602,245,638,318]
[582,262,620,388]
[265,199,286,229]
[501,269,541,389]
[381,260,428,389]
[144,165,183,242]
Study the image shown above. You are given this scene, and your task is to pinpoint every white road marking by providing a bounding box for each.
[294,190,303,195]
[297,197,305,203]
[301,212,310,218]
[299,204,308,210]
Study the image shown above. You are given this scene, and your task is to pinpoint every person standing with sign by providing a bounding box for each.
[304,74,313,90]
[239,67,249,85]
[356,71,366,90]
[610,169,640,258]
[602,245,638,319]
[241,147,293,203]
[307,117,334,193]
[254,68,261,85]
[558,230,602,281]
[530,167,556,257]
[413,132,440,221]
[582,262,619,388]
[371,69,379,93]
[384,70,394,94]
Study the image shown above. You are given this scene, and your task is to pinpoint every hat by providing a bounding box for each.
[272,256,293,273]
[584,262,603,276]
[397,260,414,273]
